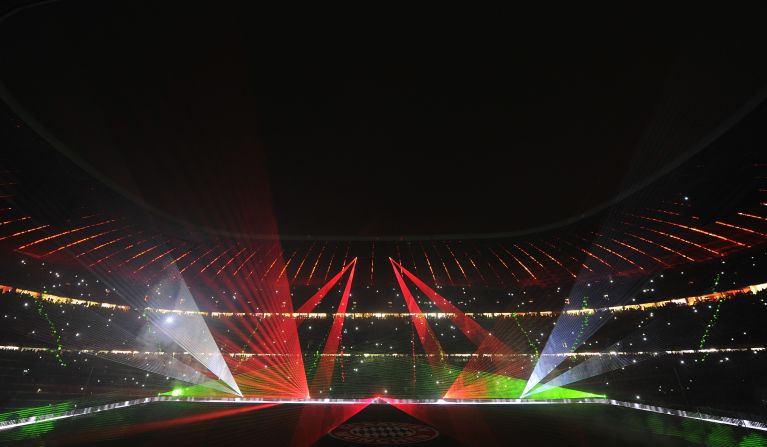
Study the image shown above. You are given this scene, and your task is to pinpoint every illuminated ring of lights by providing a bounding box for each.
[330,422,439,445]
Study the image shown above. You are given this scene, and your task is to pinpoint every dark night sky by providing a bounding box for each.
[2,2,767,237]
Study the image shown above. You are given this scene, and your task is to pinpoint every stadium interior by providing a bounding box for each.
[0,3,766,446]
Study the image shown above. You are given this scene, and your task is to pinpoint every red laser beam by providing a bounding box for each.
[390,261,525,398]
[432,242,455,285]
[0,224,50,242]
[200,248,230,273]
[635,214,749,247]
[588,240,645,271]
[513,243,547,272]
[161,249,192,271]
[394,261,510,349]
[527,242,576,278]
[306,242,326,285]
[260,255,280,281]
[233,247,260,276]
[370,241,375,285]
[91,238,148,268]
[500,245,537,280]
[389,258,446,372]
[41,227,123,257]
[179,247,215,274]
[217,247,247,276]
[488,247,510,270]
[16,219,115,251]
[738,212,767,221]
[246,243,279,279]
[133,247,175,274]
[632,223,721,256]
[292,242,316,282]
[715,220,767,238]
[463,248,485,282]
[444,243,469,282]
[595,233,669,267]
[65,404,279,445]
[546,240,593,273]
[276,251,297,281]
[296,259,357,316]
[310,260,356,396]
[75,232,135,258]
[323,244,338,282]
[113,240,164,270]
[341,244,350,269]
[622,230,695,262]
[483,255,505,286]
[0,216,29,226]
[408,242,419,273]
[421,243,438,285]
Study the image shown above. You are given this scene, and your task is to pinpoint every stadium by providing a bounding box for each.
[1,3,767,446]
